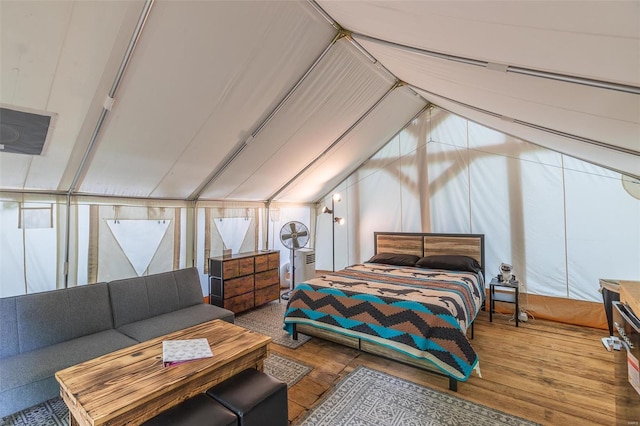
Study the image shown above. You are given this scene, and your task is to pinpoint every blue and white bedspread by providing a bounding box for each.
[283,263,485,381]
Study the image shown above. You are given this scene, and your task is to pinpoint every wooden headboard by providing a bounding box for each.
[374,232,485,276]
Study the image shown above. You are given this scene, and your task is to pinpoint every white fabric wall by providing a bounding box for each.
[322,107,640,303]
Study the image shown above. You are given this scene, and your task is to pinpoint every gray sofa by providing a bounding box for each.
[0,267,234,417]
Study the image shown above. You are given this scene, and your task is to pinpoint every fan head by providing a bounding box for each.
[280,221,309,249]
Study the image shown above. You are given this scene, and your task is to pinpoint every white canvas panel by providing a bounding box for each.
[467,114,564,169]
[428,108,468,149]
[0,1,142,191]
[320,1,639,85]
[201,39,395,201]
[0,202,26,297]
[214,218,251,255]
[276,86,426,202]
[107,220,171,277]
[398,119,427,231]
[347,140,403,264]
[357,38,639,154]
[79,1,334,198]
[420,92,640,178]
[426,139,471,233]
[564,159,640,302]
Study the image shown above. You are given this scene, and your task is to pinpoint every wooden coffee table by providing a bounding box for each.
[55,319,271,426]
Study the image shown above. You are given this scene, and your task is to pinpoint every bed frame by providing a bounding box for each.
[292,232,485,391]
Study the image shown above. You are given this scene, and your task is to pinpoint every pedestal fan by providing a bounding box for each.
[280,221,309,301]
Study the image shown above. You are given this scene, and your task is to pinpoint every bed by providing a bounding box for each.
[283,232,485,391]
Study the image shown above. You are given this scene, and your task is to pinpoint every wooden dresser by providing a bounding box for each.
[208,250,280,313]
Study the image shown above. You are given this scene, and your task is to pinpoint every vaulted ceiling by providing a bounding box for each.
[1,0,638,202]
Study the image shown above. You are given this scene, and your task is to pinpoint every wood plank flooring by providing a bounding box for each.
[272,308,617,425]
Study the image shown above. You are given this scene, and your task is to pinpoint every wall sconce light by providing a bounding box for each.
[323,193,345,271]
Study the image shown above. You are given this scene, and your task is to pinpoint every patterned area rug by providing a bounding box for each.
[0,353,310,426]
[235,300,311,349]
[296,366,539,426]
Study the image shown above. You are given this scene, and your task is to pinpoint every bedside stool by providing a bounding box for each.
[489,277,520,327]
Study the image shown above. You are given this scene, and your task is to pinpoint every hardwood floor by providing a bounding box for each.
[272,309,617,425]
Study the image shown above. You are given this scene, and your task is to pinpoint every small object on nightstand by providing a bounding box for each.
[489,276,520,327]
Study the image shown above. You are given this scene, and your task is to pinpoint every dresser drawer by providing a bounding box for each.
[238,257,254,276]
[255,284,279,306]
[224,292,254,313]
[255,269,279,289]
[224,275,254,298]
[223,260,239,278]
[255,254,269,273]
[267,253,279,270]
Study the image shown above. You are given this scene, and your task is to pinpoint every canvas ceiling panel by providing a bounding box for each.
[357,38,639,154]
[200,39,395,201]
[0,1,138,191]
[467,116,564,169]
[419,92,640,178]
[275,86,426,202]
[319,1,639,85]
[79,1,334,198]
[564,159,640,302]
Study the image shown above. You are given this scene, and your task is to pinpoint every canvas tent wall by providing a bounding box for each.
[316,105,640,328]
[1,0,638,326]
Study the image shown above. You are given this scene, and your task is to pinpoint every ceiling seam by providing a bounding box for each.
[267,81,403,203]
[355,33,640,95]
[189,30,345,201]
[410,83,640,158]
[66,0,156,196]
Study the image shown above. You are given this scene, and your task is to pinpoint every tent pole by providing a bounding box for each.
[355,33,640,95]
[411,83,640,160]
[190,31,345,201]
[266,81,403,202]
[66,0,155,195]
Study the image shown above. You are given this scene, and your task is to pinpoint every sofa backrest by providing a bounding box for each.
[109,267,204,329]
[0,283,113,357]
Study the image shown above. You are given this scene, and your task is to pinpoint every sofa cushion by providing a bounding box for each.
[68,283,113,338]
[173,267,206,308]
[0,297,19,358]
[16,290,73,353]
[0,329,137,392]
[109,277,151,329]
[144,271,180,317]
[116,304,234,342]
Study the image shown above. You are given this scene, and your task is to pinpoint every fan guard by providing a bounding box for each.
[279,221,309,250]
[279,221,309,301]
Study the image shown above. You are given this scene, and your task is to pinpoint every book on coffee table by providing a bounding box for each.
[162,338,213,367]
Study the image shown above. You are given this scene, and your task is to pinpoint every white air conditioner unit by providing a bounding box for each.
[294,248,316,285]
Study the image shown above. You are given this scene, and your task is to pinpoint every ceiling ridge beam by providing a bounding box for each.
[410,83,640,158]
[355,33,640,95]
[190,30,344,201]
[66,0,156,196]
[267,81,405,203]
[412,85,640,180]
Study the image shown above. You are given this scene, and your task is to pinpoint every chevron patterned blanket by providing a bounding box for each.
[283,263,485,381]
